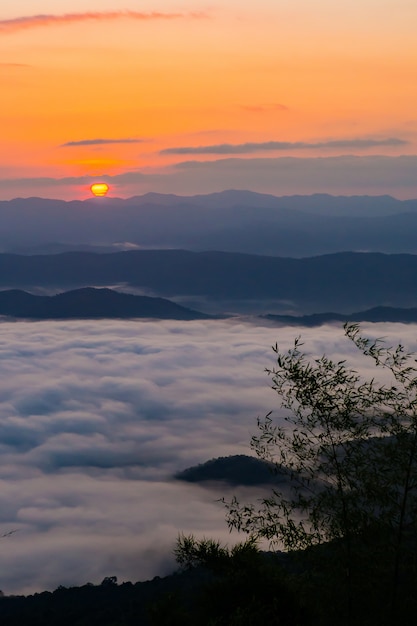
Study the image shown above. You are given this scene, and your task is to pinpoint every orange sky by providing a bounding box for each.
[1,1,417,199]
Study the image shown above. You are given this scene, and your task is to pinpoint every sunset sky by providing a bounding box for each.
[1,0,417,199]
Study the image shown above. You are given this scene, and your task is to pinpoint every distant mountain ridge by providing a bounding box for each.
[1,249,417,314]
[3,191,417,256]
[265,306,417,326]
[2,285,416,323]
[1,287,415,324]
[0,288,211,320]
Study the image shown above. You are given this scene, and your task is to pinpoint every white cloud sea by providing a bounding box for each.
[0,318,415,594]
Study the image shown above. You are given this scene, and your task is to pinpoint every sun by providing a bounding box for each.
[90,182,109,197]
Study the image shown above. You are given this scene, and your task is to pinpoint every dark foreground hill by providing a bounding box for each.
[0,534,415,626]
[0,288,211,320]
[0,554,308,626]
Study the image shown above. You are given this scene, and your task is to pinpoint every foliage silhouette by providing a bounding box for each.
[148,535,312,625]
[224,323,417,625]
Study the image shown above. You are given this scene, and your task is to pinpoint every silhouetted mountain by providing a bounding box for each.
[265,306,417,326]
[9,242,141,255]
[175,455,288,486]
[0,288,211,320]
[3,192,417,256]
[1,250,417,314]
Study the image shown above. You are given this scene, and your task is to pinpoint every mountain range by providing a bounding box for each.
[3,191,417,257]
[1,249,417,314]
[1,287,416,324]
[0,288,211,320]
[265,306,417,326]
[2,191,417,317]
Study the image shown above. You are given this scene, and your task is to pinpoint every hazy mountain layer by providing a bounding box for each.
[3,191,417,256]
[0,288,211,320]
[265,306,417,326]
[0,249,416,314]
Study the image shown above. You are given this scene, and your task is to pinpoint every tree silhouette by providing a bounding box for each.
[225,323,417,625]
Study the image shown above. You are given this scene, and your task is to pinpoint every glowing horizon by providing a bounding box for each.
[1,1,416,199]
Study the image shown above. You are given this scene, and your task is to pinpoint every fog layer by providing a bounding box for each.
[0,318,413,594]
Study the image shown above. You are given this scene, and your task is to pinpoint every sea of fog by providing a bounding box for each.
[0,318,415,595]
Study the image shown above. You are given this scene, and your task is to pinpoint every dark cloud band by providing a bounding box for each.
[61,138,145,147]
[0,11,206,34]
[161,137,408,155]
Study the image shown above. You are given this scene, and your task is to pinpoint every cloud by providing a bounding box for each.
[0,317,285,592]
[161,137,408,155]
[0,11,206,34]
[240,103,289,112]
[1,155,417,201]
[61,138,146,147]
[113,154,417,199]
[0,174,107,188]
[0,318,414,594]
[0,171,156,190]
[0,62,31,68]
